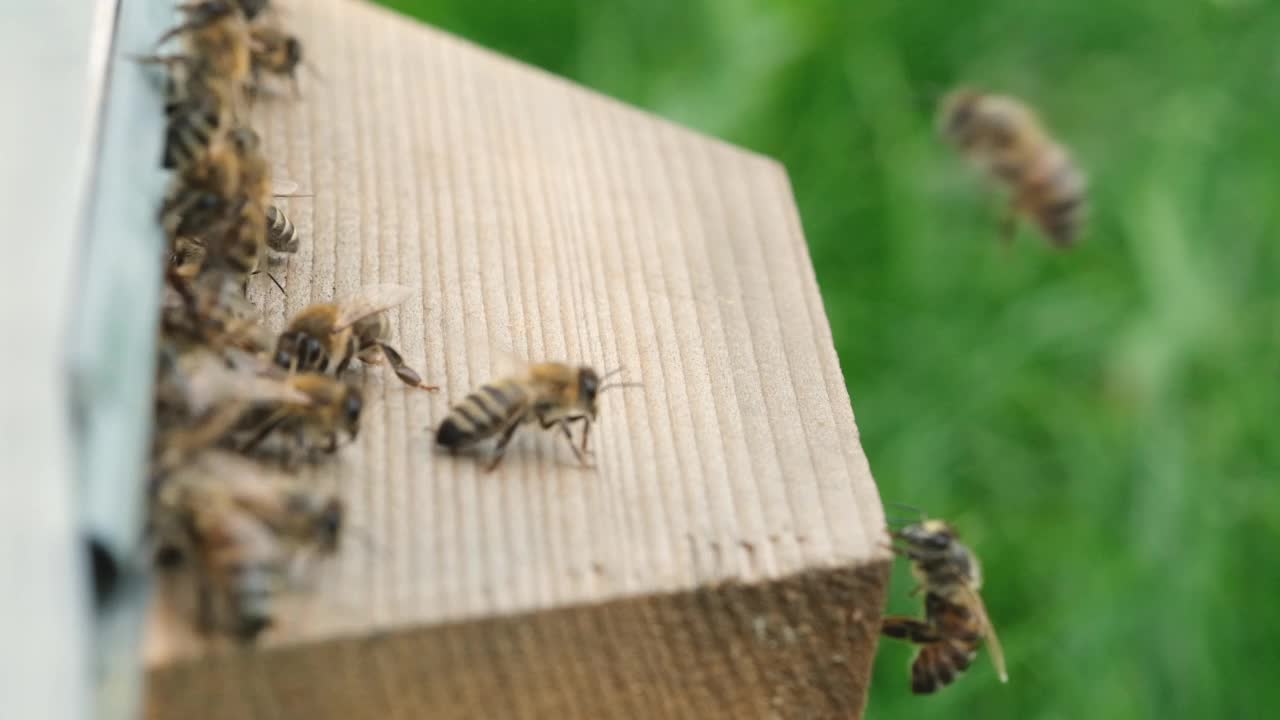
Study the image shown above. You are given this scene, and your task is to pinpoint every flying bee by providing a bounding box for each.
[265,203,299,253]
[249,24,303,95]
[273,284,438,391]
[938,88,1087,247]
[238,372,364,458]
[881,518,1008,695]
[436,363,635,471]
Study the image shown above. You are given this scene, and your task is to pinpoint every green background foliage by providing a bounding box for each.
[377,1,1280,716]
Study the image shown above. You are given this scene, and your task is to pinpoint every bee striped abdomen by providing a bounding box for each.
[911,638,978,694]
[1028,157,1087,247]
[265,204,299,253]
[436,382,525,449]
[164,102,220,170]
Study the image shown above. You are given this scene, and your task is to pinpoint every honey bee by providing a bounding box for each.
[273,284,437,391]
[155,477,284,641]
[136,53,232,169]
[165,126,274,288]
[157,2,252,121]
[880,518,1008,694]
[249,24,303,94]
[160,124,257,232]
[436,363,632,471]
[178,451,345,555]
[265,203,300,253]
[238,373,364,457]
[236,478,343,556]
[939,88,1087,247]
[152,452,343,640]
[161,272,275,354]
[151,343,312,472]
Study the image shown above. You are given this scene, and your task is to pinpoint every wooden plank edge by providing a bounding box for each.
[147,558,890,719]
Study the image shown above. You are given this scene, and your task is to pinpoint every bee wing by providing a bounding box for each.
[962,585,1008,683]
[331,284,414,331]
[239,376,315,407]
[186,356,314,409]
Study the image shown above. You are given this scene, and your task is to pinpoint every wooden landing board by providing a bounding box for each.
[145,0,888,716]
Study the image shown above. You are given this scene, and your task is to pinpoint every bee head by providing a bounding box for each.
[894,519,958,554]
[577,366,601,416]
[341,387,363,439]
[938,88,983,143]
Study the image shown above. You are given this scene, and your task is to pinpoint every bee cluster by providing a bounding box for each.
[142,1,636,644]
[143,0,361,643]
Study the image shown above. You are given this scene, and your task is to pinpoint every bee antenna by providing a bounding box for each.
[598,382,643,394]
[599,366,626,382]
[258,271,286,296]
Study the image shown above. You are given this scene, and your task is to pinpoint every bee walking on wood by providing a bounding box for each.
[881,518,1008,694]
[273,284,438,391]
[939,88,1087,247]
[435,363,635,471]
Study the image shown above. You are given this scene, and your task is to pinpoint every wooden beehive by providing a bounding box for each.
[129,0,891,717]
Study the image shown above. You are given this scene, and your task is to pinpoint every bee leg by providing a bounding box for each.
[578,416,593,456]
[380,344,439,392]
[484,422,522,472]
[881,616,940,644]
[557,420,594,468]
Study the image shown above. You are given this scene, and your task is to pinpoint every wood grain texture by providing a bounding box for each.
[145,0,889,717]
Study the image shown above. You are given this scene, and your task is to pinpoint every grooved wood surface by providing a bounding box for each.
[145,0,888,716]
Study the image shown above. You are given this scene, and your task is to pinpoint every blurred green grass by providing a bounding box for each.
[378,1,1280,716]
